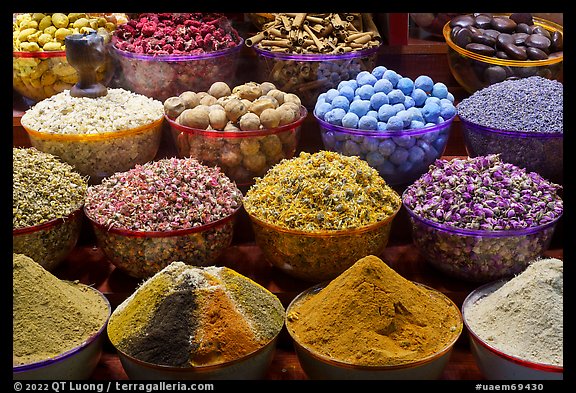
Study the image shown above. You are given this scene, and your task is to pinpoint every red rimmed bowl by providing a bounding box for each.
[12,207,84,271]
[85,206,241,279]
[110,39,244,102]
[13,285,111,380]
[317,113,455,187]
[286,281,463,379]
[460,116,563,184]
[462,280,563,379]
[253,44,381,109]
[166,106,307,187]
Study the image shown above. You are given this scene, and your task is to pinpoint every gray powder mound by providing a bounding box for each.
[456,76,563,134]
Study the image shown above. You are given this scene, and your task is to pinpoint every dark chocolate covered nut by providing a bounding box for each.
[550,31,563,51]
[509,13,534,26]
[496,33,514,50]
[511,32,529,45]
[450,14,476,28]
[453,27,473,47]
[473,33,497,47]
[532,26,551,39]
[495,51,510,59]
[490,17,517,33]
[515,23,532,34]
[484,65,507,84]
[525,34,551,50]
[482,29,501,39]
[474,14,493,29]
[501,42,527,60]
[526,46,549,60]
[465,42,496,56]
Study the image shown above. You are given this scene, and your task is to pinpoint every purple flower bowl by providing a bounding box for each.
[316,114,454,187]
[460,117,563,184]
[402,202,561,282]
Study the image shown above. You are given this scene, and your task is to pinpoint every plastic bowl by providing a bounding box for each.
[286,282,463,379]
[12,207,83,271]
[110,39,244,102]
[13,286,111,380]
[443,15,563,94]
[85,206,241,279]
[166,106,307,187]
[462,280,563,379]
[403,203,562,282]
[22,116,164,184]
[460,117,563,184]
[253,44,380,109]
[13,50,113,104]
[317,114,454,186]
[112,334,278,380]
[246,205,400,282]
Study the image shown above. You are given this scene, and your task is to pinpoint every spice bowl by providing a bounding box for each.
[460,117,563,183]
[12,207,84,272]
[253,45,380,109]
[403,205,562,283]
[317,113,455,187]
[166,106,307,187]
[110,39,244,102]
[246,205,400,282]
[112,334,279,380]
[13,285,111,380]
[86,206,241,279]
[443,15,563,94]
[462,280,563,379]
[286,281,463,379]
[13,49,113,105]
[22,116,164,184]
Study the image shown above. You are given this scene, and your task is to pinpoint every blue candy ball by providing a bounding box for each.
[377,121,387,131]
[440,102,457,120]
[411,88,428,107]
[369,91,389,110]
[390,147,409,165]
[358,115,378,130]
[373,78,394,94]
[331,95,350,112]
[386,115,404,130]
[366,110,378,119]
[397,77,415,95]
[341,112,359,128]
[387,89,405,105]
[409,120,425,129]
[338,85,355,102]
[362,137,380,152]
[342,140,361,156]
[314,102,333,120]
[414,75,434,93]
[324,88,340,103]
[366,151,386,167]
[371,65,388,79]
[324,107,347,125]
[421,102,441,123]
[377,104,397,122]
[349,99,371,118]
[383,70,401,87]
[404,95,415,109]
[431,82,448,99]
[378,139,396,156]
[356,70,378,86]
[355,84,375,100]
[396,110,412,128]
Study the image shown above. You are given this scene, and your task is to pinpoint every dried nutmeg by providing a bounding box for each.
[178,107,210,129]
[164,96,186,119]
[179,91,199,109]
[259,108,281,128]
[233,82,263,101]
[249,96,279,116]
[239,112,261,131]
[208,81,232,99]
[224,98,249,123]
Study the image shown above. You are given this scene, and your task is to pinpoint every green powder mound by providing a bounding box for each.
[13,253,110,366]
[108,261,285,367]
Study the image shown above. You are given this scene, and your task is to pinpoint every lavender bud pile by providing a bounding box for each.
[84,157,243,278]
[457,76,563,183]
[403,154,563,282]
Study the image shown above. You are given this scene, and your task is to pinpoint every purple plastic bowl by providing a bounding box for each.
[402,200,561,282]
[110,39,244,101]
[253,44,381,109]
[316,114,454,186]
[460,117,563,184]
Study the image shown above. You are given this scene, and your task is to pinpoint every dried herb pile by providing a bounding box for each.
[244,150,401,231]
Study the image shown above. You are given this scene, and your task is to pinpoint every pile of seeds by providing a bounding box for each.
[456,76,563,133]
[13,147,87,229]
[244,150,401,231]
[84,157,242,232]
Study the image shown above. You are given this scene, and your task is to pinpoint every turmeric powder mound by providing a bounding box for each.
[286,255,462,366]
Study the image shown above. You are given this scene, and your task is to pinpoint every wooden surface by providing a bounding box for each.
[12,19,564,382]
